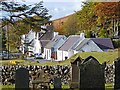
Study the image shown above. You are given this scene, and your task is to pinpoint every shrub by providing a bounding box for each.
[113,39,120,48]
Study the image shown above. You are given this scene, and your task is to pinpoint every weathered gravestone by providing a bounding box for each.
[114,57,120,90]
[15,68,29,89]
[53,76,62,89]
[80,56,105,89]
[70,56,81,88]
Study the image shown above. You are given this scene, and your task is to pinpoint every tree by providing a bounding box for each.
[63,14,80,36]
[95,2,120,37]
[0,28,7,53]
[1,1,51,52]
[76,2,98,33]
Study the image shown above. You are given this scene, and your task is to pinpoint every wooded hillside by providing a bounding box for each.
[52,2,120,38]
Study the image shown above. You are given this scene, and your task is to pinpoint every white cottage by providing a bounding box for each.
[57,34,85,61]
[73,38,114,54]
[44,32,67,60]
[20,30,42,56]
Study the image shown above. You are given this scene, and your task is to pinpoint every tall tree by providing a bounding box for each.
[95,2,120,38]
[1,1,51,52]
[76,2,98,34]
[0,28,7,52]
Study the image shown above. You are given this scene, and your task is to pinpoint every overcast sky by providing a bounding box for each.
[13,0,83,20]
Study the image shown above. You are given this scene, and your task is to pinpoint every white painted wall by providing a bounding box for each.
[34,39,41,54]
[57,50,68,61]
[44,48,51,60]
[57,50,63,61]
[68,50,74,58]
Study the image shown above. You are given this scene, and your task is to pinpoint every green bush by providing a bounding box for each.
[113,39,120,48]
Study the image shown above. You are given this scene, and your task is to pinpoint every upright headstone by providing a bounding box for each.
[70,57,81,88]
[15,68,29,89]
[53,76,62,89]
[114,57,120,89]
[80,56,105,89]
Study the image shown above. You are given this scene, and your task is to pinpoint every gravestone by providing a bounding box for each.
[15,68,29,89]
[80,56,105,89]
[114,57,120,89]
[53,76,62,89]
[70,57,81,88]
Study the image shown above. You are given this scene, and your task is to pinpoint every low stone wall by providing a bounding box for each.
[1,65,71,86]
[0,64,114,86]
[105,64,115,84]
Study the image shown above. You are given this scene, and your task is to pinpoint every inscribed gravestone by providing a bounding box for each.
[114,57,120,89]
[15,68,29,89]
[80,56,105,89]
[53,76,62,89]
[70,57,81,88]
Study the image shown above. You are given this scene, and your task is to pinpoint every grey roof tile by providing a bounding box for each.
[91,38,114,50]
[59,35,80,51]
[45,35,66,49]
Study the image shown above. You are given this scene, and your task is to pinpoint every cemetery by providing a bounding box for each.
[0,56,120,89]
[1,1,119,90]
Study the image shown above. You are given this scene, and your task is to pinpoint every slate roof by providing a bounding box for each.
[91,38,114,50]
[59,35,80,51]
[40,40,50,47]
[73,38,90,51]
[73,38,114,51]
[45,35,66,49]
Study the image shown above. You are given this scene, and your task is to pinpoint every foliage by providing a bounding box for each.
[61,2,119,38]
[62,14,80,36]
[86,31,96,38]
[95,2,120,38]
[99,28,108,38]
[0,28,7,52]
[112,39,120,48]
[1,1,51,52]
[76,2,98,34]
[1,1,51,31]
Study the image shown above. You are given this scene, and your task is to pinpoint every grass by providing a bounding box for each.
[0,84,113,89]
[61,51,118,65]
[0,51,118,66]
[0,59,42,66]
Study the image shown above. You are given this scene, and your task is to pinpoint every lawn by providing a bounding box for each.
[0,51,118,66]
[60,51,118,65]
[0,84,113,89]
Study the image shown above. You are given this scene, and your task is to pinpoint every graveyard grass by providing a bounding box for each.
[0,83,113,89]
[0,51,118,66]
[61,52,118,65]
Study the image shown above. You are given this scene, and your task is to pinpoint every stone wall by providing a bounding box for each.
[0,64,115,86]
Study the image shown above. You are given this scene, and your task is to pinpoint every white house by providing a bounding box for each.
[57,33,114,61]
[57,34,85,61]
[73,38,114,54]
[20,23,54,56]
[20,30,42,56]
[73,38,103,54]
[44,32,67,60]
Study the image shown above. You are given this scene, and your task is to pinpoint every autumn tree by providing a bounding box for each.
[95,2,120,38]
